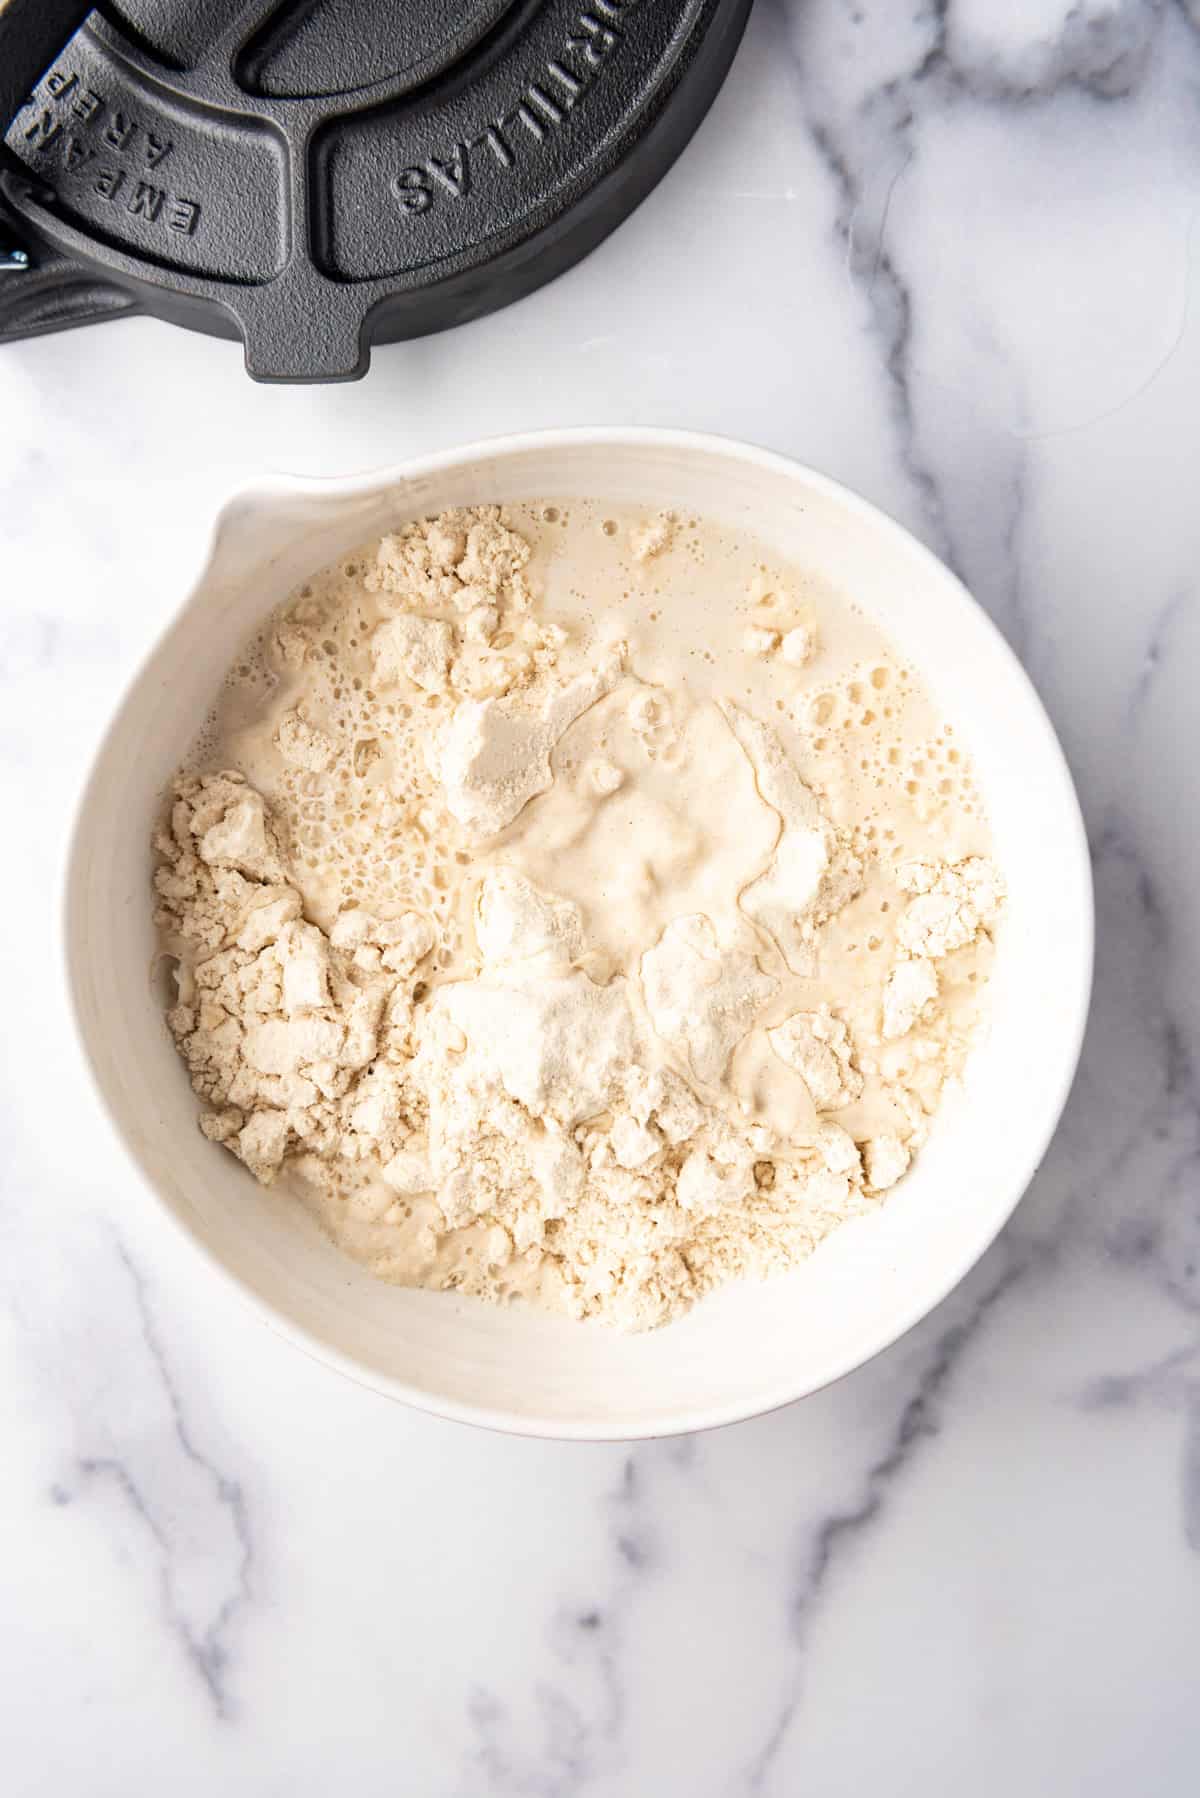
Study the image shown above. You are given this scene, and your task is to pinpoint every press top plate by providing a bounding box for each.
[0,0,752,380]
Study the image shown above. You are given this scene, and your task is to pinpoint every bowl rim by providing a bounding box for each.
[62,425,1094,1440]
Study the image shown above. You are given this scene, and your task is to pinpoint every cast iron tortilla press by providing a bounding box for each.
[0,0,752,380]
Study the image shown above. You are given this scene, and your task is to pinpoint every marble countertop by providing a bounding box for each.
[3,0,1200,1790]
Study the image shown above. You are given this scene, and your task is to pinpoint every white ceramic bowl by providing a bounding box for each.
[65,430,1092,1439]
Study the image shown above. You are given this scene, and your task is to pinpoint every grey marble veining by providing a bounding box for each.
[3,1,1200,1792]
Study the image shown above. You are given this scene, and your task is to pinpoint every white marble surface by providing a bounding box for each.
[3,0,1200,1790]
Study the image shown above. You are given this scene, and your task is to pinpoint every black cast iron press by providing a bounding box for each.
[0,0,752,381]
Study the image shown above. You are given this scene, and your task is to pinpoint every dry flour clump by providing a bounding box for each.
[155,774,432,1185]
[155,502,1004,1330]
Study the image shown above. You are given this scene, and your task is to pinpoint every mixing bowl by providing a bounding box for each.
[64,430,1092,1438]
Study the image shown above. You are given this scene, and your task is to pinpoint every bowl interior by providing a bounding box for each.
[65,435,1091,1437]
